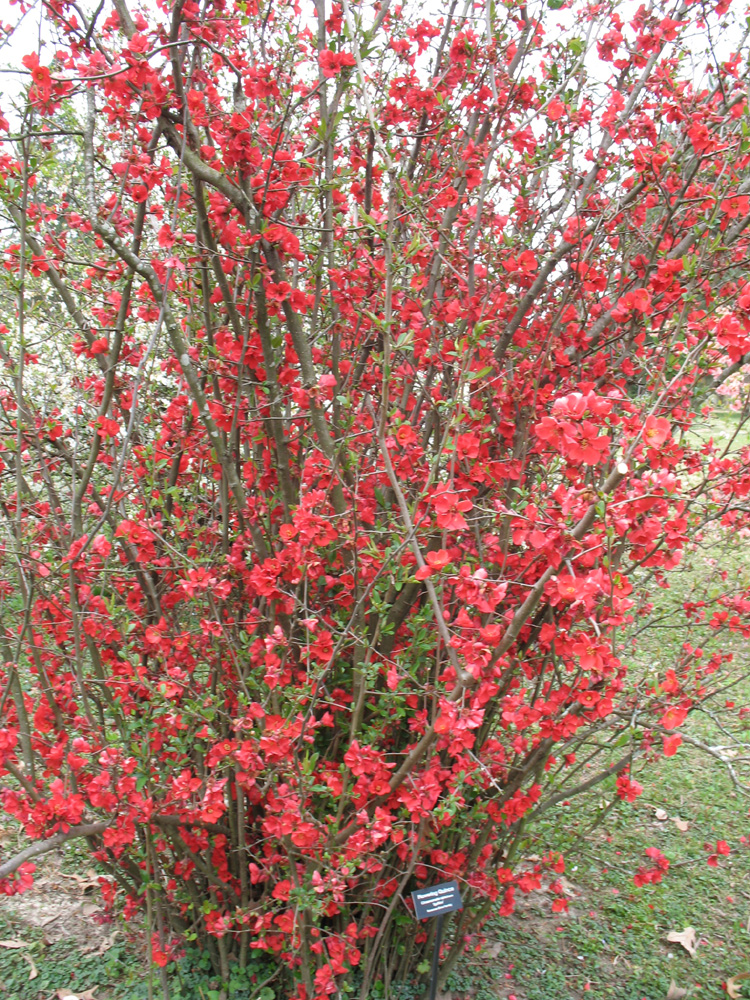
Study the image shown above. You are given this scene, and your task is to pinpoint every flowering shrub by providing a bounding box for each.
[2,0,750,996]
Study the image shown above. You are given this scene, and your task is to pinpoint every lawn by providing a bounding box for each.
[462,735,750,1000]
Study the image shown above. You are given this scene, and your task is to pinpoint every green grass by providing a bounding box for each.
[0,915,143,1000]
[0,920,278,1000]
[472,748,750,1000]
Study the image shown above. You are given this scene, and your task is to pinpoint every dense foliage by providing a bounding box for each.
[2,0,750,995]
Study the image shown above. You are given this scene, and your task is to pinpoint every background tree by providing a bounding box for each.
[2,0,750,996]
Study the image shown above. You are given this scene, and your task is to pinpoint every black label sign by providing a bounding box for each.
[411,880,463,920]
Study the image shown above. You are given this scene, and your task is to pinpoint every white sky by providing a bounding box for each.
[0,0,744,169]
[0,0,743,102]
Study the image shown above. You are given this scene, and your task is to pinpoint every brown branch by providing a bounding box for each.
[0,822,110,881]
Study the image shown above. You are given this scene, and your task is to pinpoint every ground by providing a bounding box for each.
[0,842,139,1000]
[457,742,750,1000]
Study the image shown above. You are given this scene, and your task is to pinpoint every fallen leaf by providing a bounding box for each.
[727,973,750,999]
[58,871,100,890]
[0,939,32,949]
[666,927,697,957]
[59,987,99,1000]
[96,933,116,956]
[673,817,690,832]
[655,808,669,821]
[556,875,578,896]
[80,931,117,957]
[665,980,687,999]
[22,954,38,981]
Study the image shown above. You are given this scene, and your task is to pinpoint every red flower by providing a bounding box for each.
[426,549,451,570]
[89,337,109,355]
[499,885,515,916]
[266,281,291,303]
[319,49,356,78]
[396,424,418,446]
[577,689,601,709]
[642,416,671,448]
[429,487,472,530]
[291,822,320,849]
[660,705,688,730]
[720,195,749,219]
[415,549,452,581]
[22,53,51,90]
[616,773,643,802]
[612,287,652,320]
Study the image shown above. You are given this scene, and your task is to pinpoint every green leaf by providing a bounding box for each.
[358,209,382,230]
[568,36,583,56]
[405,234,422,257]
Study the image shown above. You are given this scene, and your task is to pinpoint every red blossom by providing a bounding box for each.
[660,705,688,730]
[642,416,671,448]
[429,486,473,530]
[319,49,356,78]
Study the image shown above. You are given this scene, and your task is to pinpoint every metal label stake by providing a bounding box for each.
[411,881,463,1000]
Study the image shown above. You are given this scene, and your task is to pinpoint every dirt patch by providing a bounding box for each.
[1,855,118,955]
